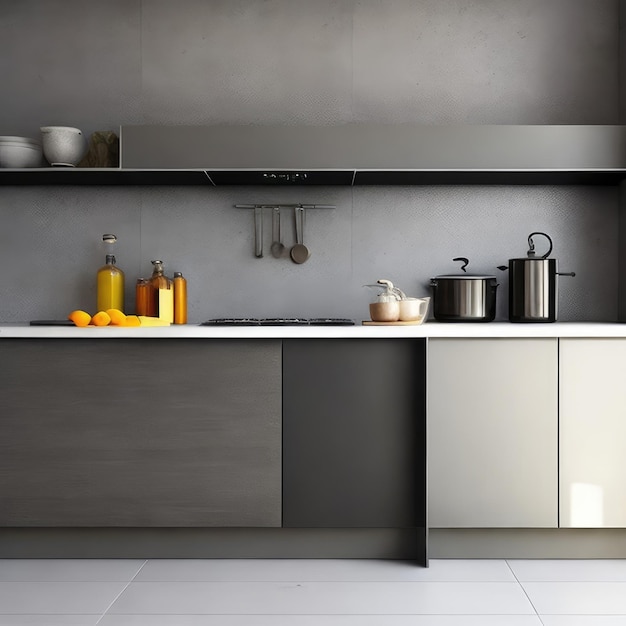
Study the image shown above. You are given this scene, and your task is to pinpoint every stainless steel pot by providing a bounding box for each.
[499,232,575,323]
[430,257,498,322]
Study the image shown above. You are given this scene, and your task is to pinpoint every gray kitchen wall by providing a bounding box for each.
[0,0,621,322]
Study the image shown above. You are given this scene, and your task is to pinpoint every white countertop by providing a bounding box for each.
[2,322,626,339]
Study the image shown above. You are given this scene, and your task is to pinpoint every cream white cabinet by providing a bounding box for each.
[560,339,626,528]
[428,338,558,528]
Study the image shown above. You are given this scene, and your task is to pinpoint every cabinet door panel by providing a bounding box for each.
[0,339,281,527]
[283,339,426,528]
[428,338,558,528]
[560,339,626,528]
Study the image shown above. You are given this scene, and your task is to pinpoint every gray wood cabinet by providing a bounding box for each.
[282,339,426,529]
[560,339,626,528]
[0,339,282,527]
[428,338,558,528]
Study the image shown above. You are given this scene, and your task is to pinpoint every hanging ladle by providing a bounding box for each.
[254,206,263,258]
[270,207,285,258]
[290,206,311,264]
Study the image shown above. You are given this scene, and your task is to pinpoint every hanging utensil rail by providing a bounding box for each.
[234,204,336,209]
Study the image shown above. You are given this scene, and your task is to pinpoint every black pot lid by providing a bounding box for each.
[432,274,497,280]
[435,257,497,280]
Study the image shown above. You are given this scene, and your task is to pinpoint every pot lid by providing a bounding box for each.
[432,256,496,280]
[432,274,497,280]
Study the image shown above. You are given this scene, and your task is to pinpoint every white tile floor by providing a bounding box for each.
[1,559,626,625]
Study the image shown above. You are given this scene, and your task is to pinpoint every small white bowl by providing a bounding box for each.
[0,136,41,146]
[40,126,88,167]
[369,301,400,322]
[0,139,43,168]
[398,297,430,322]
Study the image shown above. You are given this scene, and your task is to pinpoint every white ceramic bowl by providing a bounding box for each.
[0,137,43,167]
[398,296,430,322]
[40,126,88,167]
[369,301,401,322]
[0,135,41,146]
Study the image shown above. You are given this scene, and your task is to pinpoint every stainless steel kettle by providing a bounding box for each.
[498,232,575,323]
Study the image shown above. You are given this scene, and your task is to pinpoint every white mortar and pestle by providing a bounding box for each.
[365,279,430,323]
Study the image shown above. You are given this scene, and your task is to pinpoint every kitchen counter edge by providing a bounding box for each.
[2,322,626,339]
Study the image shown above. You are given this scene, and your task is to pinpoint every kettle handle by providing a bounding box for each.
[528,232,553,259]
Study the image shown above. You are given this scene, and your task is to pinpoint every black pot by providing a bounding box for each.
[430,258,498,322]
[501,233,575,323]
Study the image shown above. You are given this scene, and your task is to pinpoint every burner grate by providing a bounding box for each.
[201,318,355,326]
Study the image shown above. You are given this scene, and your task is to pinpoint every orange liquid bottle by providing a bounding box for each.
[135,278,150,315]
[97,254,125,312]
[173,272,188,324]
[149,260,173,322]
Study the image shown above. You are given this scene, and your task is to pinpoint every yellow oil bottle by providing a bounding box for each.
[96,234,125,312]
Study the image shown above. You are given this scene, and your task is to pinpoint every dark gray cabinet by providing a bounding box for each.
[0,339,282,527]
[282,339,426,529]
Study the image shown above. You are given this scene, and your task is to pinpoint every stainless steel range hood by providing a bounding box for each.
[120,124,626,186]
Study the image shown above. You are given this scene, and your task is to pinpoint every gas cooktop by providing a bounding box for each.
[201,318,355,326]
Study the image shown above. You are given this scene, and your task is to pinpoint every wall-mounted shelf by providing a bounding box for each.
[0,169,208,185]
[2,167,624,186]
[354,169,626,186]
[2,125,626,186]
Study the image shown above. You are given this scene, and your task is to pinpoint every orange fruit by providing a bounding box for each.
[122,315,141,327]
[68,310,91,327]
[106,308,127,325]
[91,311,112,326]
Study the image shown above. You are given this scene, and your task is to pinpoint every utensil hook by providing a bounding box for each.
[272,207,283,245]
[295,206,304,244]
[254,206,263,258]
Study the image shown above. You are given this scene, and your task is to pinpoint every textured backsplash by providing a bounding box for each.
[0,184,618,323]
[0,0,621,322]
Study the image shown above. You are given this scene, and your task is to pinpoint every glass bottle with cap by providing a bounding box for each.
[96,234,125,312]
[135,278,150,316]
[149,260,173,322]
[173,272,187,324]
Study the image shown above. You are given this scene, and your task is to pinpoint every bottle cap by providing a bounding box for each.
[174,272,183,278]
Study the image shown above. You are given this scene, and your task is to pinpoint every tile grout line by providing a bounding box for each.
[114,579,541,584]
[94,559,149,625]
[85,612,570,617]
[505,560,546,626]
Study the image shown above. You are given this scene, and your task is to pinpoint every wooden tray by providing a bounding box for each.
[362,320,425,326]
